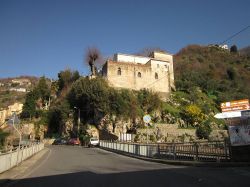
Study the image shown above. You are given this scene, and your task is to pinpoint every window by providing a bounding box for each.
[157,64,159,68]
[137,72,141,78]
[155,73,158,79]
[117,68,121,75]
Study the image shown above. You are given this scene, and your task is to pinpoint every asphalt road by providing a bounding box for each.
[2,145,250,187]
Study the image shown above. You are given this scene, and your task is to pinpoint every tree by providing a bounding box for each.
[85,47,101,76]
[21,90,39,119]
[68,77,110,124]
[196,120,212,139]
[47,100,71,136]
[137,89,161,114]
[230,45,238,53]
[36,76,50,102]
[0,129,9,149]
[226,67,236,80]
[58,69,80,93]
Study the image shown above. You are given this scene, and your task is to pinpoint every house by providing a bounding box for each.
[9,88,27,92]
[11,78,31,86]
[102,51,174,100]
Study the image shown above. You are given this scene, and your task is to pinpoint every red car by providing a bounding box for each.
[68,138,80,145]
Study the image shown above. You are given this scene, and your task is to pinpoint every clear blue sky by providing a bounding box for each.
[0,0,250,79]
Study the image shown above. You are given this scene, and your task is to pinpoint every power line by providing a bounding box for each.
[220,25,250,45]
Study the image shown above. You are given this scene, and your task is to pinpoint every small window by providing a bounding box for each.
[155,73,158,79]
[137,72,141,78]
[157,64,159,68]
[117,68,121,75]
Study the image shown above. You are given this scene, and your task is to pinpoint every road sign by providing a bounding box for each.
[221,105,249,112]
[221,99,249,108]
[221,99,249,112]
[143,114,151,123]
[7,113,20,126]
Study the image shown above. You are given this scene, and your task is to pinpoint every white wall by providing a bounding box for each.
[114,53,151,64]
[0,143,44,174]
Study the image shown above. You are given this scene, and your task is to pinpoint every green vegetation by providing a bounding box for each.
[0,129,9,149]
[0,90,26,109]
[67,77,161,125]
[21,76,51,119]
[174,45,250,105]
[196,121,212,139]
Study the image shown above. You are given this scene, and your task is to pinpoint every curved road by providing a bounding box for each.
[3,145,250,187]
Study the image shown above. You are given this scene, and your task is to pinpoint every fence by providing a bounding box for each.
[100,140,231,162]
[0,142,44,173]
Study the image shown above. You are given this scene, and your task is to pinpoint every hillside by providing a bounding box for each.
[240,46,250,56]
[174,45,250,105]
[0,76,39,109]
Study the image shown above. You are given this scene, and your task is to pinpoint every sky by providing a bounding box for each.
[0,0,250,79]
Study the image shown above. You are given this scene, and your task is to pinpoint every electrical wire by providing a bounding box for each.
[220,25,250,45]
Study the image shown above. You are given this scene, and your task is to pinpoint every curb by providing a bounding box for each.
[0,147,49,186]
[100,147,250,167]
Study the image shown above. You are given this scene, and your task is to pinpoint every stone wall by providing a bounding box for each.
[103,60,171,99]
[137,124,196,143]
[136,124,228,143]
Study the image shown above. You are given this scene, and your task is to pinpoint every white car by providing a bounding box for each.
[88,137,99,147]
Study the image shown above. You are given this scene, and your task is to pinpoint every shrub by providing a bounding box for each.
[196,123,212,139]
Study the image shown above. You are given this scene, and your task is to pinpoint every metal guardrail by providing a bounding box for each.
[100,140,231,162]
[0,142,44,173]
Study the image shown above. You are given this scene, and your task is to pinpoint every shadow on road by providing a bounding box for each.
[1,167,249,187]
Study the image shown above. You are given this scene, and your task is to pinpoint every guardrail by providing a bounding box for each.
[0,142,44,173]
[100,140,231,162]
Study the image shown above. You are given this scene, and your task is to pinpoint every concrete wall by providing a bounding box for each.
[100,141,158,157]
[0,143,44,173]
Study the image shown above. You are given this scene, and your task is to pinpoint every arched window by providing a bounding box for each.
[137,72,141,78]
[117,68,121,75]
[155,73,158,79]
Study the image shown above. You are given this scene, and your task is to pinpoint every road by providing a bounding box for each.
[2,145,250,187]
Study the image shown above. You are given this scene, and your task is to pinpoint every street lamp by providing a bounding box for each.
[74,107,80,137]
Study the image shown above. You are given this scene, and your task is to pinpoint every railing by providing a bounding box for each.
[100,140,231,162]
[0,142,44,173]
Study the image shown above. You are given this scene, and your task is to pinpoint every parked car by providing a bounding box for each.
[67,138,80,146]
[88,137,99,147]
[53,138,67,145]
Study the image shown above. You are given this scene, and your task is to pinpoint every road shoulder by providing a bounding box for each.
[0,147,50,186]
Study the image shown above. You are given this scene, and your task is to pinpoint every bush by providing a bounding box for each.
[0,130,9,149]
[183,104,205,126]
[196,124,212,139]
[161,103,180,118]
